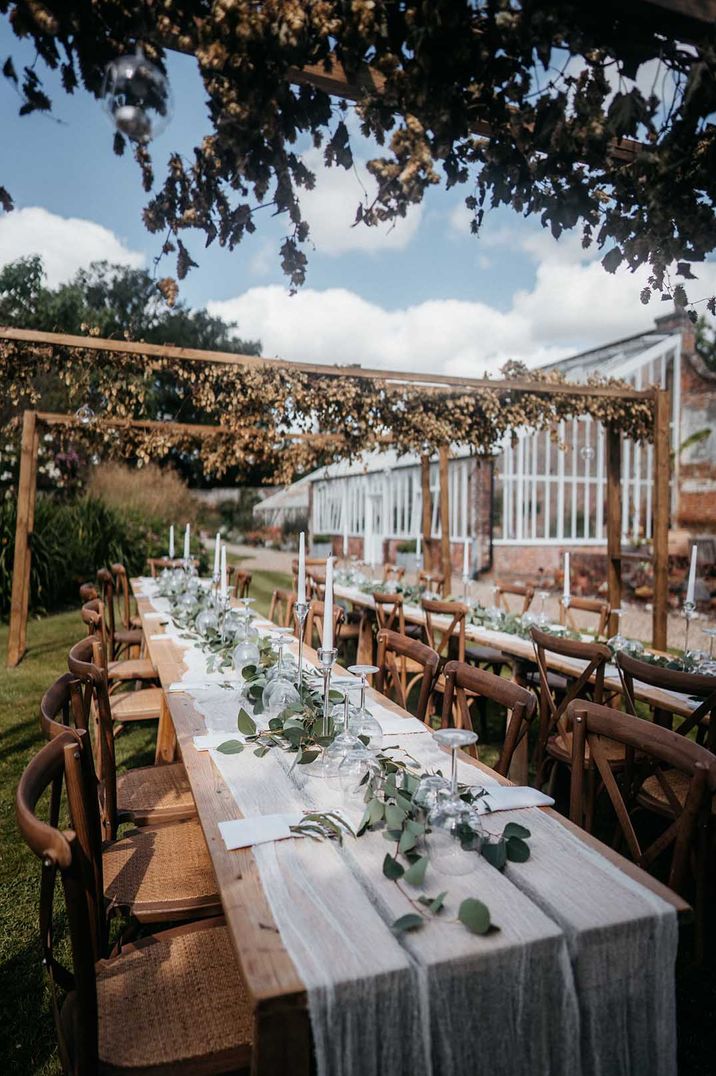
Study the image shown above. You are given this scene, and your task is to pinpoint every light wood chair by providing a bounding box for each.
[16,728,253,1075]
[39,672,222,925]
[567,699,716,957]
[81,599,158,688]
[111,562,142,630]
[495,580,535,615]
[67,636,195,828]
[375,629,439,723]
[418,568,446,596]
[531,625,617,827]
[421,597,469,717]
[227,565,252,598]
[559,595,610,637]
[383,564,405,584]
[303,601,345,649]
[148,556,200,577]
[441,660,536,772]
[97,568,142,660]
[269,587,296,628]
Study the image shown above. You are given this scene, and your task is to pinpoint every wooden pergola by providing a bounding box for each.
[3,326,670,667]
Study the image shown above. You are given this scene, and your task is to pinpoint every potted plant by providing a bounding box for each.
[312,533,332,557]
[396,539,417,570]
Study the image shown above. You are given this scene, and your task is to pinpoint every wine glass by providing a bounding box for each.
[536,590,550,627]
[265,629,297,683]
[195,607,219,635]
[426,728,483,876]
[322,693,363,785]
[703,626,716,659]
[346,665,383,752]
[607,608,629,652]
[413,773,451,811]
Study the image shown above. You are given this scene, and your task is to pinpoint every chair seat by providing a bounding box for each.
[130,614,142,629]
[108,658,158,683]
[639,768,716,817]
[111,687,163,723]
[115,628,143,647]
[547,732,626,767]
[524,668,570,694]
[117,761,195,825]
[465,643,507,666]
[78,919,252,1075]
[103,817,221,923]
[404,623,423,640]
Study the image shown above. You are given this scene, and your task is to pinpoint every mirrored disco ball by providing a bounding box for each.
[102,49,173,143]
[75,404,95,426]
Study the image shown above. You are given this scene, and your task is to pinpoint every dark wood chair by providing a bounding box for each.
[375,629,439,723]
[421,597,470,718]
[441,660,537,774]
[373,589,423,643]
[227,565,252,598]
[495,580,535,615]
[268,587,296,628]
[111,562,142,630]
[530,625,617,826]
[418,568,446,596]
[303,601,345,650]
[81,599,158,688]
[39,671,221,925]
[560,595,610,637]
[79,581,98,603]
[567,699,716,957]
[617,651,716,752]
[97,568,142,660]
[67,636,195,828]
[383,564,405,584]
[16,728,252,1075]
[148,556,199,577]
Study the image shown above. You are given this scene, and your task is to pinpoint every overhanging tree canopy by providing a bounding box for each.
[2,1,716,307]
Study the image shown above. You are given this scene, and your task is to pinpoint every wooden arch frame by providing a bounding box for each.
[3,328,670,665]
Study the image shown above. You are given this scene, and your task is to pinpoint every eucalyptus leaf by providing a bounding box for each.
[503,822,531,840]
[505,836,531,863]
[385,803,406,829]
[297,749,320,765]
[383,854,405,880]
[237,709,257,736]
[458,898,492,935]
[398,829,418,854]
[391,913,424,934]
[216,739,244,754]
[253,745,270,758]
[481,840,507,871]
[403,855,428,886]
[368,798,385,824]
[241,664,257,680]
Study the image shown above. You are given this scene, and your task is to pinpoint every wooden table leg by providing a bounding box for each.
[356,611,374,666]
[507,658,530,785]
[252,1000,311,1076]
[154,692,177,764]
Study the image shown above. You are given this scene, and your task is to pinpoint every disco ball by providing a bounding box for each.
[102,48,173,143]
[580,445,595,462]
[75,404,95,426]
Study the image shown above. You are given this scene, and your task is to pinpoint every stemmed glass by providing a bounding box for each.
[322,692,378,797]
[487,584,502,624]
[704,626,716,659]
[607,608,629,652]
[263,631,300,715]
[232,601,261,674]
[683,600,697,658]
[426,728,483,876]
[536,590,550,627]
[423,573,436,600]
[346,665,383,752]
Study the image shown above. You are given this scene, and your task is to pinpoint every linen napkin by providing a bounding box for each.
[472,785,554,814]
[193,732,242,751]
[219,812,305,850]
[149,632,190,643]
[369,701,429,736]
[168,677,237,692]
[142,611,166,620]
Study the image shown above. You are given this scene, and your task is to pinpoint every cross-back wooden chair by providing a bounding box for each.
[67,636,195,830]
[373,590,407,635]
[227,565,252,598]
[418,568,446,596]
[16,728,253,1076]
[97,568,142,661]
[567,699,716,957]
[559,595,610,637]
[79,581,98,603]
[81,599,158,688]
[147,556,199,577]
[441,660,537,773]
[530,625,616,824]
[111,562,142,631]
[375,629,439,723]
[269,587,296,628]
[307,567,326,600]
[383,564,405,584]
[291,557,325,589]
[617,651,716,753]
[303,601,345,649]
[40,667,221,926]
[495,580,535,615]
[421,598,469,716]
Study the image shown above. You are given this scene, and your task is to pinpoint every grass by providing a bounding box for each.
[0,568,712,1073]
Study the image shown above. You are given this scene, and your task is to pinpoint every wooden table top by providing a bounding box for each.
[132,577,690,1076]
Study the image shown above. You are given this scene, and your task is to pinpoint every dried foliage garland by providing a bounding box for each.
[1,2,715,309]
[1,337,655,481]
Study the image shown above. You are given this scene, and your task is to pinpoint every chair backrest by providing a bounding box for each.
[227,565,252,598]
[418,568,445,596]
[567,699,716,896]
[147,556,198,577]
[269,587,296,628]
[79,582,98,604]
[375,629,439,723]
[110,562,133,630]
[530,625,611,754]
[373,591,406,635]
[304,601,345,649]
[81,598,110,667]
[496,580,535,615]
[616,651,716,751]
[16,725,104,1073]
[441,660,537,777]
[96,568,119,657]
[307,567,326,600]
[559,595,610,637]
[292,557,326,590]
[67,636,120,840]
[422,598,467,661]
[383,564,405,584]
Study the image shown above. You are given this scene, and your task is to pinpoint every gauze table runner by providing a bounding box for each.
[139,579,678,1076]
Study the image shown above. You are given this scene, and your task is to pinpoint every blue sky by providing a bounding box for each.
[0,25,706,376]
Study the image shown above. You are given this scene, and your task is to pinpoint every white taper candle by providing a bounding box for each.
[563,552,571,600]
[183,524,190,561]
[686,544,698,605]
[213,532,221,578]
[169,524,174,559]
[323,556,334,651]
[297,532,306,604]
[220,544,227,599]
[463,538,470,577]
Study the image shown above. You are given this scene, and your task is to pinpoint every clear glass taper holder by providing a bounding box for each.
[683,600,697,658]
[316,646,338,737]
[703,626,716,659]
[462,574,471,606]
[293,600,310,696]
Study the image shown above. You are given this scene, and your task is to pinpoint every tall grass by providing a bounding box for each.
[86,462,198,528]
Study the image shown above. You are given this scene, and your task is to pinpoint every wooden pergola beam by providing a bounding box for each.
[34,411,342,444]
[0,326,653,400]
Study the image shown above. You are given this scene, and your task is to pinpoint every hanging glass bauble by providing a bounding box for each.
[102,48,173,143]
[75,404,95,426]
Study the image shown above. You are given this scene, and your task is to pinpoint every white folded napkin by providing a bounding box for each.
[193,732,243,751]
[168,678,237,692]
[369,701,429,736]
[472,785,554,814]
[219,812,304,850]
[149,632,188,642]
[142,611,166,620]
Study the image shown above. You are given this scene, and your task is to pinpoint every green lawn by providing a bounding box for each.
[0,570,712,1073]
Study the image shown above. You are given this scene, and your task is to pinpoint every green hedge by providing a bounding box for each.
[0,494,167,619]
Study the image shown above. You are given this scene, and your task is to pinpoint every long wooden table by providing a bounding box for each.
[132,578,689,1076]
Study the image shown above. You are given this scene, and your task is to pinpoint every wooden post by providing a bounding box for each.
[652,388,670,650]
[438,446,452,594]
[606,426,622,639]
[420,454,432,572]
[7,410,38,667]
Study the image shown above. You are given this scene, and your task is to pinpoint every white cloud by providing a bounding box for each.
[299,148,422,256]
[210,240,716,377]
[0,206,144,286]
